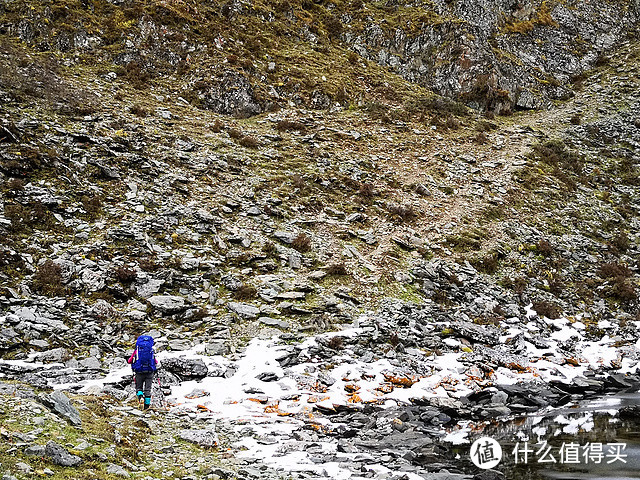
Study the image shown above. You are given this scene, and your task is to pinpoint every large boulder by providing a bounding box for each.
[161,357,208,379]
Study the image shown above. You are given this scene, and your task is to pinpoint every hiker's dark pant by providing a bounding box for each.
[135,371,154,398]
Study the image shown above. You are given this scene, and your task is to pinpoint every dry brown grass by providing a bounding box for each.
[292,233,312,252]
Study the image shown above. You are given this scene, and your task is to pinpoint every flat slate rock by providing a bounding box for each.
[227,302,260,319]
[179,429,219,448]
[276,291,306,300]
[147,295,187,313]
[259,317,290,329]
[40,390,82,426]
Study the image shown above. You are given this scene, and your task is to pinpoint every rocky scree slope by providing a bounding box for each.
[1,1,640,480]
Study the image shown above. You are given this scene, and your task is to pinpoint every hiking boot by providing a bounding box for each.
[143,397,151,410]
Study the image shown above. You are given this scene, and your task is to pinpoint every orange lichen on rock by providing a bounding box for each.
[375,383,394,393]
[564,357,580,367]
[347,393,362,403]
[505,362,530,372]
[383,373,419,388]
[307,395,330,404]
[434,376,460,390]
[264,403,280,413]
[264,403,294,416]
[308,381,328,393]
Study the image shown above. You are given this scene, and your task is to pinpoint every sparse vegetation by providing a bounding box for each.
[234,285,258,300]
[276,119,307,132]
[357,182,376,201]
[0,0,639,478]
[529,139,584,189]
[82,195,102,220]
[386,203,415,222]
[227,128,243,139]
[598,262,632,279]
[131,104,149,117]
[470,253,500,274]
[328,336,344,350]
[238,136,260,148]
[536,239,554,256]
[326,263,349,275]
[113,266,137,284]
[609,232,630,253]
[292,233,312,253]
[262,241,277,255]
[532,300,562,319]
[32,260,65,296]
[503,1,557,34]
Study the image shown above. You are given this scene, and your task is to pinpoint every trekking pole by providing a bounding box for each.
[155,374,166,408]
[132,374,141,405]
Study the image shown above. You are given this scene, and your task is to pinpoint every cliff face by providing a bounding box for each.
[346,0,640,112]
[2,0,638,114]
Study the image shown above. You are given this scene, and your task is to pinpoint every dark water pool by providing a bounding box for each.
[455,392,640,479]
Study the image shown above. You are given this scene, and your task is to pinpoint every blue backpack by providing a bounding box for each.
[132,335,156,373]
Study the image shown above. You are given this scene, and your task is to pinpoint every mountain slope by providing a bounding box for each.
[1,1,640,479]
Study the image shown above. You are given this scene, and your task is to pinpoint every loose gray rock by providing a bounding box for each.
[227,302,260,319]
[24,445,46,456]
[161,357,208,379]
[106,464,130,477]
[40,391,82,426]
[221,274,243,291]
[200,70,263,117]
[474,470,506,480]
[185,388,209,399]
[91,299,117,319]
[35,348,70,364]
[288,252,302,269]
[15,462,32,473]
[136,279,164,298]
[148,295,186,314]
[179,429,219,448]
[205,341,229,355]
[274,231,296,244]
[168,339,192,351]
[259,317,290,329]
[276,291,306,300]
[44,441,82,467]
[79,356,102,370]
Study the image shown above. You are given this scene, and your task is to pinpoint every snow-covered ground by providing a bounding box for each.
[2,309,638,478]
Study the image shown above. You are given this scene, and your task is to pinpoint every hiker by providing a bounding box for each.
[127,335,159,410]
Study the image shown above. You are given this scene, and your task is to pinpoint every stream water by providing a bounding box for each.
[454,392,640,479]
